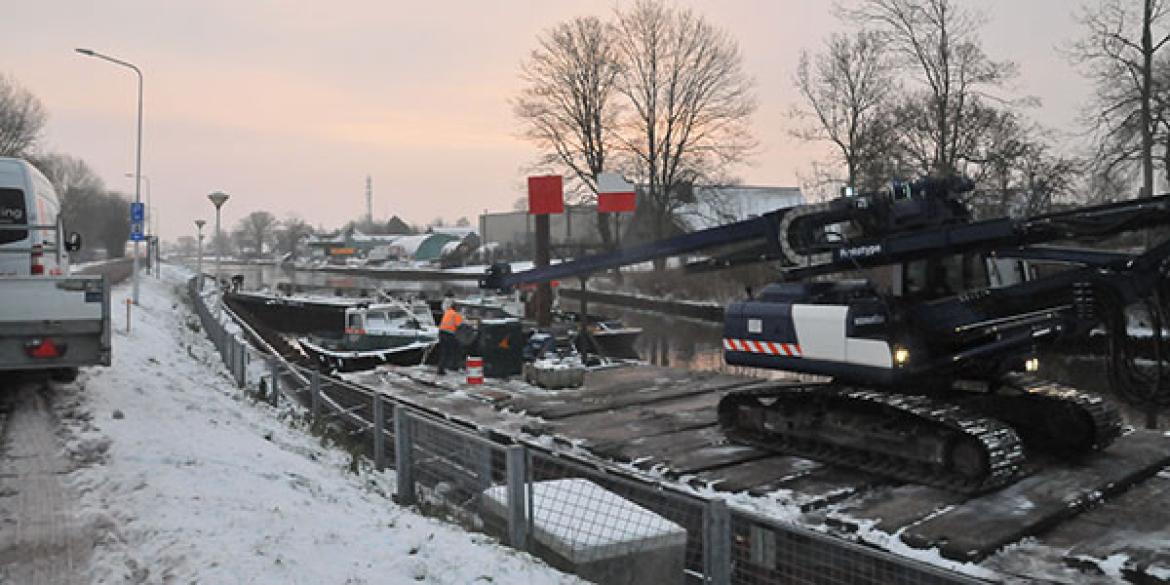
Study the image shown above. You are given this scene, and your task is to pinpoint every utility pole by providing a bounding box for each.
[366,175,373,225]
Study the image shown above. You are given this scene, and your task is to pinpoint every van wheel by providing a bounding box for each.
[51,368,79,383]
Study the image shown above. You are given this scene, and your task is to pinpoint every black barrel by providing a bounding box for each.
[477,318,525,378]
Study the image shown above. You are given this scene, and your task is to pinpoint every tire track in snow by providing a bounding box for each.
[0,384,92,585]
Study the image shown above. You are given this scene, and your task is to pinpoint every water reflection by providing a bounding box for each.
[561,298,803,380]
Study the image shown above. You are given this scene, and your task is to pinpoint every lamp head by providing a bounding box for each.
[75,48,95,56]
[208,191,229,209]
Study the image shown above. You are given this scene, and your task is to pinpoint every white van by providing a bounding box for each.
[0,156,74,276]
[0,157,107,379]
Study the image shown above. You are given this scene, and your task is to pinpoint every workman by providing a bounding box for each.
[437,302,464,375]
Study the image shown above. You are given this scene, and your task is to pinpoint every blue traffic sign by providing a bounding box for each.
[130,202,145,222]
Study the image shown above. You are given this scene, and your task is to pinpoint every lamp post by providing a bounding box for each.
[195,219,206,291]
[208,191,230,285]
[77,47,144,304]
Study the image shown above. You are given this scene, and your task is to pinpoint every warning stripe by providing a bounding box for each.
[723,338,802,357]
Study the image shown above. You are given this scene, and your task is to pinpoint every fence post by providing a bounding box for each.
[704,499,731,585]
[393,406,414,506]
[237,339,247,389]
[269,358,280,407]
[310,370,321,420]
[505,445,528,550]
[373,395,386,471]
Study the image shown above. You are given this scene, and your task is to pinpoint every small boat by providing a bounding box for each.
[299,300,438,372]
[580,319,642,359]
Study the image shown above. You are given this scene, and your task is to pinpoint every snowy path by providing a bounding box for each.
[12,268,578,584]
[0,385,91,585]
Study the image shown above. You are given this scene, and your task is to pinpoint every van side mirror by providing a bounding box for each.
[65,232,82,252]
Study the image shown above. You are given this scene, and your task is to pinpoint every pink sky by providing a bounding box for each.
[2,0,1090,241]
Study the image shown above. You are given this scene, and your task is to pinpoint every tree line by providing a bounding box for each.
[515,0,1170,230]
[0,73,132,259]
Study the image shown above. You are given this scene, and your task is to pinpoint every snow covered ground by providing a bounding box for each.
[49,265,580,584]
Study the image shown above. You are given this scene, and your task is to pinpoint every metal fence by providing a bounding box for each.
[186,277,986,585]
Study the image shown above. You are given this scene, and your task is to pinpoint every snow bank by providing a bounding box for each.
[55,266,580,584]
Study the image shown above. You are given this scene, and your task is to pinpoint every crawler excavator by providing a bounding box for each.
[482,177,1170,493]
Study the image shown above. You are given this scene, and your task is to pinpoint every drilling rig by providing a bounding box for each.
[483,177,1170,492]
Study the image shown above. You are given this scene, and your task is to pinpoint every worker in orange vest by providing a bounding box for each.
[437,298,464,375]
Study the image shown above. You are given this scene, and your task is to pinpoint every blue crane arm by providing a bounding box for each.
[479,209,788,289]
[481,189,1170,289]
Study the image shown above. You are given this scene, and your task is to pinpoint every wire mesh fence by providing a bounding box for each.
[186,277,985,585]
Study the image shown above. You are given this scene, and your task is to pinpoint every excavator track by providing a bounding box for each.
[718,384,1026,494]
[955,374,1123,456]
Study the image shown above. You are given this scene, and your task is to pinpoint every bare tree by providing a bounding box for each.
[97,191,131,258]
[1072,0,1170,199]
[847,0,1017,177]
[30,154,139,260]
[514,16,623,245]
[613,0,757,243]
[274,215,313,257]
[964,112,1083,218]
[233,211,277,258]
[792,30,897,190]
[0,73,46,158]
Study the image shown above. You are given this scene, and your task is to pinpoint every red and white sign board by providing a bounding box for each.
[528,175,564,215]
[597,172,636,213]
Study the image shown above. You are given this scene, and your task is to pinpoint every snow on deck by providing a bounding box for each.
[53,265,580,584]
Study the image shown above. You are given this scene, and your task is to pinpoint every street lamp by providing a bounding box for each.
[125,173,154,276]
[194,219,206,291]
[77,47,144,304]
[208,191,230,285]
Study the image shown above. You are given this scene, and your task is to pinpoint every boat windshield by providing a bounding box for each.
[365,312,389,329]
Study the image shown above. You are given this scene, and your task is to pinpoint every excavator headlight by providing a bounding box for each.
[1025,357,1040,372]
[893,347,910,367]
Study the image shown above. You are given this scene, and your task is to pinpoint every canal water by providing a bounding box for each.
[187,260,778,377]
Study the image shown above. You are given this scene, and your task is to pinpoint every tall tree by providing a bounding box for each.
[792,30,897,190]
[97,192,131,258]
[0,73,46,158]
[515,16,623,245]
[847,0,1017,177]
[613,0,757,243]
[233,211,277,258]
[1072,0,1170,198]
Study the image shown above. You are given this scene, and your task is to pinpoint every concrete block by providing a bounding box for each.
[524,362,585,389]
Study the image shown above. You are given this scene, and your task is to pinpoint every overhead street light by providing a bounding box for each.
[76,47,145,304]
[208,191,230,285]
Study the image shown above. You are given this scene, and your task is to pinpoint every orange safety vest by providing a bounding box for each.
[439,308,463,333]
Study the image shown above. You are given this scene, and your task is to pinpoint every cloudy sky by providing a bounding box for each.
[4,0,1091,240]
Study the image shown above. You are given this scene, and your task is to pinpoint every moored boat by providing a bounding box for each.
[298,300,438,372]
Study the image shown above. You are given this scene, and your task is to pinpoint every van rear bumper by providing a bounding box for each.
[0,320,111,370]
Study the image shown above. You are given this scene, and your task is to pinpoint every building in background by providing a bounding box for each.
[478,185,803,261]
[306,228,478,264]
